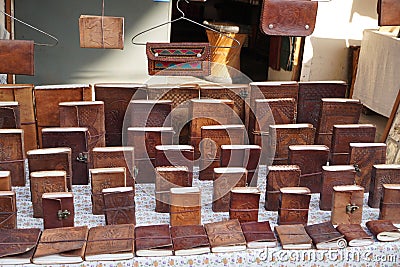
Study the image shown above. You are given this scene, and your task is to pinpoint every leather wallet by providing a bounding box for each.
[0,40,34,75]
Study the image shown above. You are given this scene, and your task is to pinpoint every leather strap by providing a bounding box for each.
[103,205,135,212]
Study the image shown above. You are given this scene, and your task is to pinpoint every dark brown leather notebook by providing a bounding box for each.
[170,224,210,256]
[240,221,277,249]
[369,164,400,208]
[0,101,20,129]
[204,219,246,253]
[127,100,172,128]
[274,224,312,249]
[102,187,136,225]
[0,129,25,186]
[0,39,34,75]
[366,220,400,242]
[229,187,261,223]
[155,145,194,181]
[42,192,74,229]
[380,184,400,223]
[0,171,11,191]
[331,185,364,225]
[135,224,173,256]
[0,191,17,229]
[170,187,201,226]
[278,187,311,225]
[304,221,347,249]
[336,224,373,247]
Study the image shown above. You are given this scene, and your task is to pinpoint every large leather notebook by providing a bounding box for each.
[366,220,400,242]
[379,184,400,223]
[127,99,172,128]
[41,127,89,185]
[265,165,301,211]
[278,187,311,225]
[369,164,400,208]
[85,224,135,261]
[212,167,247,212]
[240,221,277,249]
[336,224,373,247]
[135,224,173,256]
[0,40,34,75]
[349,142,387,192]
[27,147,73,191]
[204,219,246,253]
[155,145,194,181]
[170,187,201,226]
[304,221,347,249]
[42,192,74,229]
[0,228,41,265]
[102,187,136,225]
[32,226,88,264]
[30,170,68,218]
[94,83,147,146]
[229,187,261,223]
[170,224,210,256]
[330,124,376,165]
[274,224,312,249]
[0,129,25,186]
[0,84,37,151]
[0,191,17,229]
[90,167,126,215]
[0,101,20,128]
[331,185,364,225]
[319,165,356,211]
[0,171,11,191]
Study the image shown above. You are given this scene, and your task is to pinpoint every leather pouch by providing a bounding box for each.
[0,40,34,75]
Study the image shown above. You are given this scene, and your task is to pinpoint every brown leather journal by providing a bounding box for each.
[278,187,311,225]
[42,192,74,229]
[377,0,400,26]
[127,100,172,128]
[85,224,135,261]
[0,40,34,75]
[94,83,147,146]
[349,143,387,192]
[27,147,73,191]
[30,170,68,218]
[369,164,400,208]
[304,221,347,249]
[155,166,191,213]
[0,101,20,128]
[240,221,277,249]
[331,185,364,225]
[0,84,37,151]
[366,220,400,242]
[135,224,173,256]
[229,187,261,223]
[204,219,246,253]
[319,165,356,211]
[91,146,135,188]
[170,187,201,226]
[0,171,11,191]
[102,187,136,225]
[212,167,247,212]
[288,145,330,193]
[79,15,124,49]
[336,224,373,247]
[32,226,88,264]
[380,184,400,223]
[274,224,312,249]
[41,127,90,185]
[170,224,210,256]
[265,165,301,211]
[155,145,194,181]
[90,167,126,215]
[0,129,25,186]
[0,191,17,229]
[0,228,41,264]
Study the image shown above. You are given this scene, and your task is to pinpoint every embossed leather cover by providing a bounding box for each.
[316,98,362,147]
[274,224,312,249]
[212,168,247,212]
[27,147,73,191]
[146,42,211,76]
[155,166,191,213]
[330,124,376,165]
[331,185,364,225]
[155,145,194,179]
[41,127,89,185]
[349,143,387,192]
[127,100,172,128]
[380,184,400,223]
[33,226,88,264]
[297,81,347,128]
[265,165,301,211]
[320,165,356,211]
[368,165,400,208]
[102,187,136,225]
[336,224,373,247]
[278,187,311,225]
[0,191,16,229]
[377,0,400,26]
[304,221,347,249]
[229,187,260,223]
[0,84,37,151]
[0,40,34,75]
[240,221,277,248]
[0,171,11,191]
[94,83,147,146]
[0,102,20,129]
[90,167,126,215]
[204,219,246,253]
[366,220,400,242]
[42,192,74,229]
[79,15,124,49]
[0,129,25,186]
[135,224,173,256]
[85,224,135,261]
[170,187,201,226]
[288,145,329,193]
[170,224,210,255]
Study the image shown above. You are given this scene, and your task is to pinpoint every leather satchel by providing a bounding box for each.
[146,42,211,76]
[0,40,34,75]
[260,0,318,36]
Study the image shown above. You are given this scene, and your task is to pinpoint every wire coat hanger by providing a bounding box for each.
[0,9,58,46]
[131,0,241,48]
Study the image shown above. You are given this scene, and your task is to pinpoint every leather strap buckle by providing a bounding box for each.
[57,209,71,220]
[76,152,88,163]
[346,204,359,214]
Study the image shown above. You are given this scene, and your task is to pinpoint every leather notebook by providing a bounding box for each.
[42,192,74,229]
[0,129,25,186]
[366,220,400,242]
[155,144,194,181]
[331,185,364,225]
[170,224,210,256]
[0,101,20,129]
[240,221,277,249]
[229,187,261,223]
[278,187,311,225]
[204,219,246,253]
[0,171,11,191]
[368,164,400,208]
[336,224,373,247]
[170,187,201,226]
[304,221,347,249]
[127,100,172,128]
[377,0,400,26]
[135,224,173,256]
[379,184,400,223]
[102,187,136,225]
[0,191,17,229]
[0,39,34,75]
[274,224,312,249]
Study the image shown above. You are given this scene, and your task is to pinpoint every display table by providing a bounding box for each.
[353,29,400,117]
[11,166,400,267]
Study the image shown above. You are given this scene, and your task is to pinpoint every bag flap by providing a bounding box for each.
[146,42,210,62]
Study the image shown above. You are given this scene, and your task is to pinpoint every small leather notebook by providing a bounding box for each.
[0,129,25,186]
[240,221,277,249]
[170,187,201,227]
[304,221,347,249]
[274,224,312,250]
[366,220,400,242]
[0,191,17,229]
[204,219,246,253]
[0,171,11,191]
[102,187,136,225]
[42,192,74,229]
[135,224,173,257]
[379,184,400,223]
[170,224,210,256]
[229,187,261,223]
[368,164,400,208]
[331,185,364,225]
[336,224,373,247]
[278,187,311,226]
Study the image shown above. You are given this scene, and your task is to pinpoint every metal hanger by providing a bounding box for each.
[0,9,58,46]
[131,0,241,48]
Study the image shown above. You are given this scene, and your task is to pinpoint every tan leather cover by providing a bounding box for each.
[274,224,312,249]
[0,129,25,186]
[331,185,364,225]
[0,40,34,75]
[103,187,136,225]
[0,102,20,129]
[278,187,311,225]
[0,191,17,229]
[0,171,11,191]
[380,184,400,223]
[0,228,41,260]
[127,100,172,128]
[366,220,400,241]
[240,221,276,245]
[134,224,172,253]
[79,15,124,49]
[304,221,346,249]
[229,187,260,223]
[170,187,201,226]
[204,219,246,250]
[377,0,400,26]
[170,225,210,252]
[42,192,74,229]
[336,224,373,246]
[368,165,400,208]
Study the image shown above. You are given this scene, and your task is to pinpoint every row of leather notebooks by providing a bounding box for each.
[0,219,399,265]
